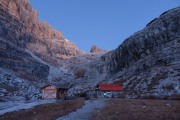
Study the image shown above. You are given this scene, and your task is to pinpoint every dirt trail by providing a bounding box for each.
[57,99,106,120]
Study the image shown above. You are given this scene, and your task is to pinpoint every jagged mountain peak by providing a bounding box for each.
[90,44,107,53]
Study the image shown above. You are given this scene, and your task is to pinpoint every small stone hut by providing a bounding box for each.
[41,84,68,99]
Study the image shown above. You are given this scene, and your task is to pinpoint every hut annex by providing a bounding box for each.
[96,83,123,98]
[41,84,68,99]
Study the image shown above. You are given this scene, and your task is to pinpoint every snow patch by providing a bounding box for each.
[65,39,69,42]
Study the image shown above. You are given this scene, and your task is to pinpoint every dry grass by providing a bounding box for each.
[74,69,86,79]
[0,98,85,120]
[0,83,19,93]
[91,99,180,120]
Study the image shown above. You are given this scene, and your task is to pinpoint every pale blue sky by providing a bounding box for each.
[29,0,179,51]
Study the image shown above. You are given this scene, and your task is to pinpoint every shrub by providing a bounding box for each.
[74,69,86,78]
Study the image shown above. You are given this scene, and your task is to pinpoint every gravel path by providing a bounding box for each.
[57,99,106,120]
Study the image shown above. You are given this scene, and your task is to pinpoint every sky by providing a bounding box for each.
[29,0,180,51]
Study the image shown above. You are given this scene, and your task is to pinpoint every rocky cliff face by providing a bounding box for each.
[0,0,84,77]
[0,0,84,101]
[0,0,49,79]
[0,0,83,65]
[108,7,180,73]
[102,7,180,99]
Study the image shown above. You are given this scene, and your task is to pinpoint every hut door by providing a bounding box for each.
[43,86,57,99]
[58,90,64,99]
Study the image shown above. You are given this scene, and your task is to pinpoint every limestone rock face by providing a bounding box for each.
[0,0,83,66]
[0,0,85,100]
[0,0,84,80]
[101,7,180,98]
[106,7,180,72]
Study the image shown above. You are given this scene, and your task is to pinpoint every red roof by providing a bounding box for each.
[98,84,123,91]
